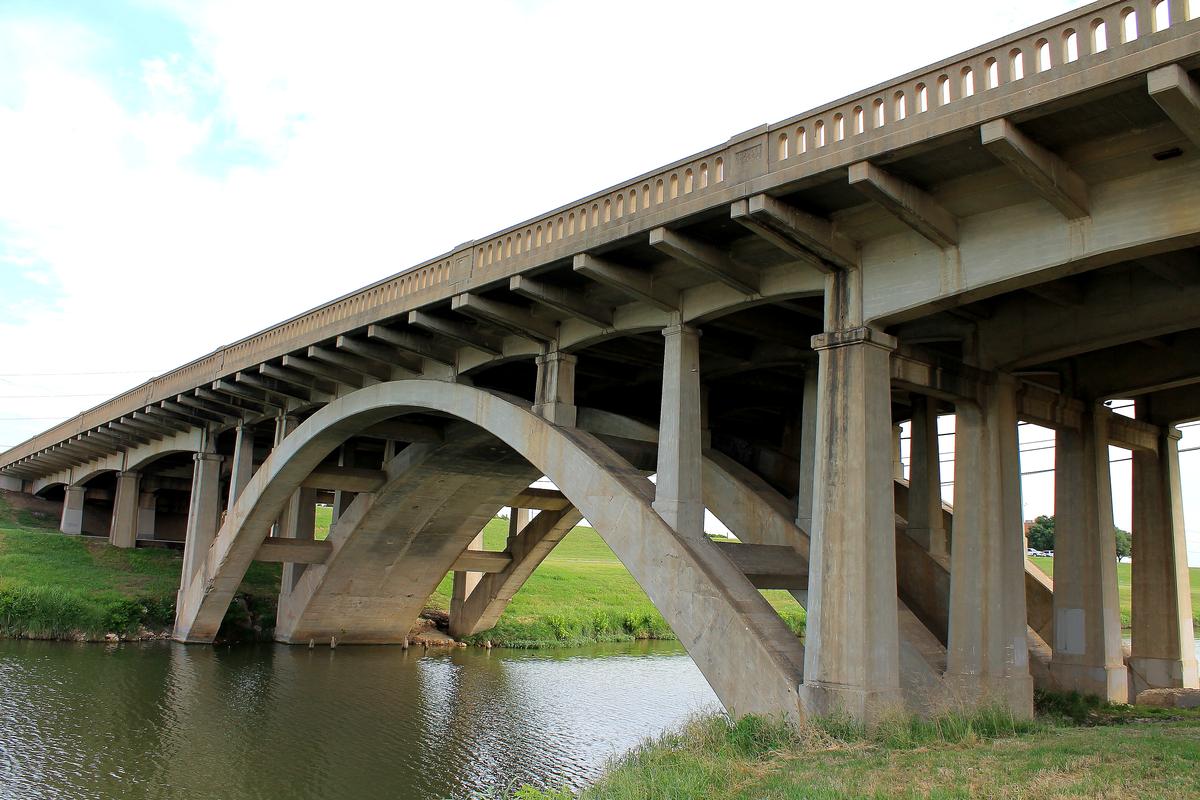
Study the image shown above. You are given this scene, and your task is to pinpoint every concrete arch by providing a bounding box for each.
[276,428,541,643]
[125,448,197,473]
[71,467,119,488]
[174,380,808,721]
[33,481,67,499]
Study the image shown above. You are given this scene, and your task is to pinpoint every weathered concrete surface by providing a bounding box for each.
[805,313,904,721]
[1050,406,1128,703]
[276,429,538,644]
[450,504,584,638]
[174,381,809,722]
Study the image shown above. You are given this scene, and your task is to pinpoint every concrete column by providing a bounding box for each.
[1130,425,1199,692]
[272,414,301,540]
[180,453,224,592]
[1049,406,1128,702]
[280,487,318,593]
[907,395,948,559]
[60,485,86,535]
[533,350,578,427]
[136,491,157,541]
[653,323,704,539]
[795,363,818,534]
[946,377,1033,715]
[330,441,357,538]
[227,422,255,509]
[109,471,140,549]
[803,283,902,721]
[450,530,488,635]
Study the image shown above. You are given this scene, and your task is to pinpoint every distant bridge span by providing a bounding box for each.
[3,1,1199,720]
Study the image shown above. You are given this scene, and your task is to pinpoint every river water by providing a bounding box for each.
[0,639,718,800]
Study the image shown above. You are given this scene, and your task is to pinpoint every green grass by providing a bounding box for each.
[422,519,806,648]
[502,698,1200,800]
[0,495,280,639]
[0,497,805,647]
[1031,555,1200,629]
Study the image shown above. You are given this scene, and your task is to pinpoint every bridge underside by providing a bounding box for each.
[4,4,1200,722]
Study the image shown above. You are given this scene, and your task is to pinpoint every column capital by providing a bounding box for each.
[811,326,896,352]
[661,323,701,339]
[193,452,224,464]
[1166,426,1184,442]
[535,350,578,367]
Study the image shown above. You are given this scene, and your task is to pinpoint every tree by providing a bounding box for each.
[1114,527,1132,560]
[1026,515,1055,552]
[1023,514,1131,559]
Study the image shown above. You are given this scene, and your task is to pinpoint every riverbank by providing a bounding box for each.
[513,695,1200,799]
[0,493,804,645]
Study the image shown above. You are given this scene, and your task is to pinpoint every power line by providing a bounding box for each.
[0,393,112,399]
[0,369,163,377]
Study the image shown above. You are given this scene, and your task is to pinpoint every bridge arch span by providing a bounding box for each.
[174,379,808,721]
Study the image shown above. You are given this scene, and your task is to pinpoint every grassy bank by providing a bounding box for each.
[506,696,1200,800]
[0,495,803,646]
[0,495,279,639]
[424,520,805,648]
[1030,555,1200,628]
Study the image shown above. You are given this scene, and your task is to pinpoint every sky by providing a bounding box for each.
[1,0,1196,561]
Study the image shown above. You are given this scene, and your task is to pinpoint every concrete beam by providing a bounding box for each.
[308,345,393,382]
[255,537,332,564]
[335,335,421,376]
[130,411,190,435]
[106,422,153,446]
[988,273,1200,369]
[981,118,1089,220]
[259,363,336,395]
[236,371,323,405]
[170,396,241,425]
[300,466,386,493]
[1148,64,1200,149]
[114,417,166,441]
[1026,280,1083,308]
[194,387,255,417]
[572,253,678,312]
[450,293,558,343]
[509,487,571,511]
[281,354,364,390]
[509,274,613,329]
[1137,251,1199,289]
[730,194,857,272]
[1107,414,1161,454]
[451,550,513,573]
[211,379,281,414]
[366,324,456,366]
[848,161,958,249]
[358,419,442,444]
[649,227,759,294]
[407,310,504,356]
[712,541,808,590]
[1073,330,1200,399]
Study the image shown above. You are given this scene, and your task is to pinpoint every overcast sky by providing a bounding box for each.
[2,1,1196,561]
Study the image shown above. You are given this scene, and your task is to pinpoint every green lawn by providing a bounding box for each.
[1030,555,1200,629]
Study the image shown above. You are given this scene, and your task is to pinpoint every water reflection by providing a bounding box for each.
[0,640,717,800]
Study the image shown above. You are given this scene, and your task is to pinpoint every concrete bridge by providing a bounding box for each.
[3,0,1199,722]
